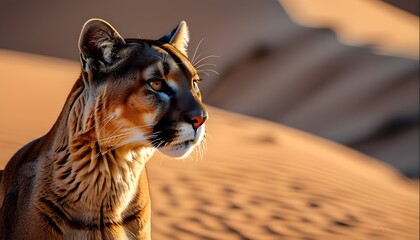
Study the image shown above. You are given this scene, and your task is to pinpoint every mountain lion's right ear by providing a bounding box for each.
[78,18,126,71]
[159,21,190,57]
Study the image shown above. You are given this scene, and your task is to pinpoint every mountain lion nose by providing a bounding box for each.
[185,115,207,130]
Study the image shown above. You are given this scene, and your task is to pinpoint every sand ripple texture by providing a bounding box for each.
[148,108,419,240]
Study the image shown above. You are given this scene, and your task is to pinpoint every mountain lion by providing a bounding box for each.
[0,18,207,239]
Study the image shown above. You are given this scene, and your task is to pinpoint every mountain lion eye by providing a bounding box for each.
[148,79,164,91]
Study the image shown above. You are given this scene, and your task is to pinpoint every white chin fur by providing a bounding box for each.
[159,141,195,158]
[158,124,205,159]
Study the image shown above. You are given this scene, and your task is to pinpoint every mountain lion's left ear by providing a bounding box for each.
[159,21,190,56]
[78,18,126,68]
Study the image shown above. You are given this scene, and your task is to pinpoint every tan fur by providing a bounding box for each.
[0,19,207,239]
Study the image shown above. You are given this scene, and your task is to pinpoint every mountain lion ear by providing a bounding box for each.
[159,21,190,56]
[78,18,126,68]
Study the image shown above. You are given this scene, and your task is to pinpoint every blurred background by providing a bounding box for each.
[0,0,418,177]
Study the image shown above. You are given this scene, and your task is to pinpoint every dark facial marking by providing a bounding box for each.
[163,61,170,76]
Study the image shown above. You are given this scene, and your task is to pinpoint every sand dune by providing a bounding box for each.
[0,50,418,239]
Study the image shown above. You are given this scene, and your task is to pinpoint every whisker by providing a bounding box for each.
[150,138,164,148]
[206,132,214,143]
[93,127,157,159]
[191,37,206,64]
[201,138,207,156]
[92,134,153,161]
[199,69,220,76]
[197,143,203,161]
[82,111,116,134]
[96,115,122,139]
[97,131,130,143]
[198,143,202,161]
[198,71,210,76]
[195,63,217,70]
[193,53,203,66]
[201,141,206,159]
[97,124,154,143]
[97,114,118,137]
[193,55,219,67]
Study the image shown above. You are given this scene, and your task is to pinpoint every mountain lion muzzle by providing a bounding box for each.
[0,18,208,240]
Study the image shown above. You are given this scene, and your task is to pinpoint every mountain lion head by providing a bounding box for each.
[75,19,207,159]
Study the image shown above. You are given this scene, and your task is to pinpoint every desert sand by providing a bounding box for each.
[0,49,418,239]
